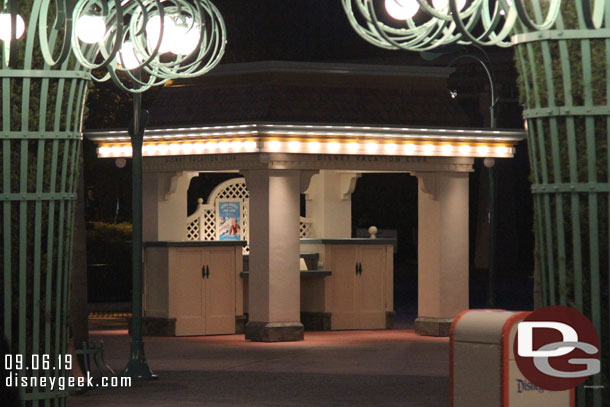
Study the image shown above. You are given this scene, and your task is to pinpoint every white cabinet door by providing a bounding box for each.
[330,245,359,330]
[357,246,387,329]
[330,244,390,330]
[203,247,236,335]
[171,248,206,335]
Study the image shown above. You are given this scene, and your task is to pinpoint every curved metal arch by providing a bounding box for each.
[37,0,73,66]
[513,0,562,31]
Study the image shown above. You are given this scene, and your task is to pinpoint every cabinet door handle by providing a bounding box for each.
[358,262,363,275]
[355,262,359,275]
[202,264,206,279]
[205,265,210,279]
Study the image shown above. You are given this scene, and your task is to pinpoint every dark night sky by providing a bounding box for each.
[85,0,524,130]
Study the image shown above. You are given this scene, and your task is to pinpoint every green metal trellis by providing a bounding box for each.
[2,0,226,404]
[513,2,609,406]
[0,2,89,406]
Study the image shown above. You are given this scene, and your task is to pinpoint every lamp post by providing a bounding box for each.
[483,156,496,308]
[342,1,608,405]
[423,46,499,307]
[447,50,498,309]
[70,0,227,380]
[1,0,225,403]
[124,68,152,378]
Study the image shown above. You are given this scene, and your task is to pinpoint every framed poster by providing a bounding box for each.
[216,200,242,241]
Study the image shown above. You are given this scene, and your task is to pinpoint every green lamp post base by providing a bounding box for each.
[122,341,158,380]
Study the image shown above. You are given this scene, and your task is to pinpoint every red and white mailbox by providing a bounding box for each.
[450,310,574,407]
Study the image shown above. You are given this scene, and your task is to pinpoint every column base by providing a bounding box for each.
[235,315,247,334]
[140,317,176,336]
[386,311,396,329]
[245,321,304,342]
[415,317,454,337]
[300,312,331,331]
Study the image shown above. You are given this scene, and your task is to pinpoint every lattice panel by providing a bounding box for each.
[187,218,200,240]
[299,220,313,238]
[202,209,216,241]
[217,182,249,200]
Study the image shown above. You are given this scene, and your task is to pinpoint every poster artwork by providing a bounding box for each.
[217,201,241,241]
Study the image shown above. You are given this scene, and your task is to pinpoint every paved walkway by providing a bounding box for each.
[69,327,449,407]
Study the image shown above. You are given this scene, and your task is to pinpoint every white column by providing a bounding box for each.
[243,169,310,341]
[415,172,469,336]
[143,171,196,241]
[304,170,360,238]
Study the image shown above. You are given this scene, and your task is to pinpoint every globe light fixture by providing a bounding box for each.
[145,15,201,56]
[173,17,201,56]
[75,14,106,44]
[384,0,419,20]
[115,157,127,168]
[0,12,25,41]
[145,15,177,54]
[118,41,141,70]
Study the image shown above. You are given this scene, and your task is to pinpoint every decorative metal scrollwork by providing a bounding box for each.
[71,0,226,92]
[341,0,567,51]
[1,0,226,93]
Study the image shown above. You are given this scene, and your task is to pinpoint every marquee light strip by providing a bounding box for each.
[87,123,525,142]
[97,139,514,158]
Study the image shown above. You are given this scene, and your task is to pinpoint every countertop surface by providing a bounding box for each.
[144,240,247,247]
[300,238,396,245]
